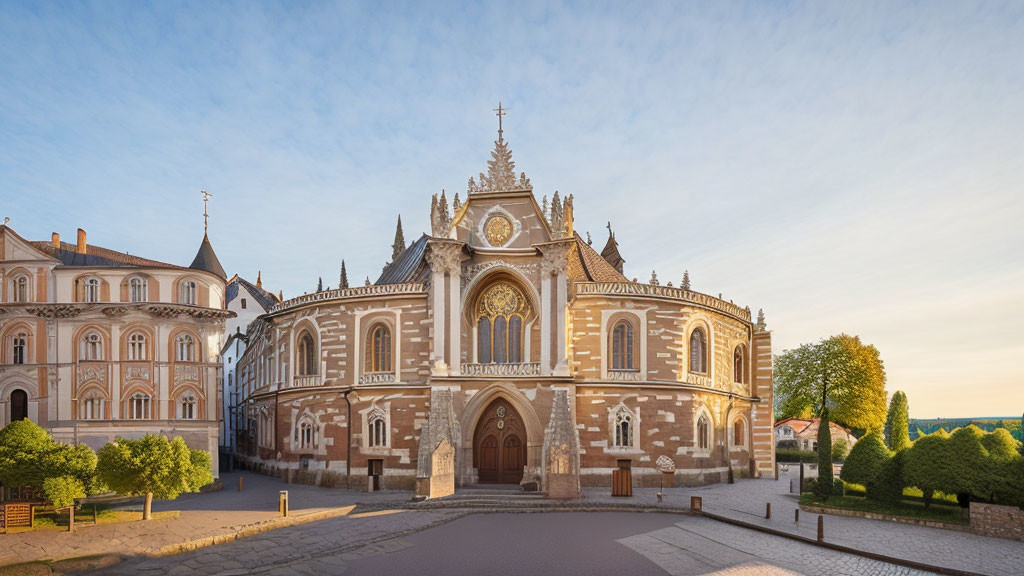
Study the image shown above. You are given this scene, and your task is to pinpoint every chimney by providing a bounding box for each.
[51,232,60,249]
[76,228,87,255]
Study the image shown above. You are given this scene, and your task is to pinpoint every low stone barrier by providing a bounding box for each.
[970,502,1024,542]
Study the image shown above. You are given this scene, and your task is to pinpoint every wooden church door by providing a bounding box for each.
[473,399,526,484]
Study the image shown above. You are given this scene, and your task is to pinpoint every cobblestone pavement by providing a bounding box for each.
[0,472,409,567]
[70,511,936,576]
[588,468,1019,576]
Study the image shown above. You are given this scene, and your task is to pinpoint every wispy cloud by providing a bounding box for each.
[1,1,1022,418]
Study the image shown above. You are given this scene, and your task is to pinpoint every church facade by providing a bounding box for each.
[234,121,774,496]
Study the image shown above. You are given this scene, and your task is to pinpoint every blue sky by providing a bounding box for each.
[2,1,1022,418]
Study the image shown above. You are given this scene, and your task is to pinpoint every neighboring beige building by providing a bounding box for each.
[0,224,231,474]
[774,417,858,451]
[234,116,775,496]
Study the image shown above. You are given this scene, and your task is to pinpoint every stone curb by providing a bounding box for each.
[800,503,972,533]
[700,509,985,576]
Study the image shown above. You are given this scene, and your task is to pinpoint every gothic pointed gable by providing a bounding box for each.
[600,224,625,275]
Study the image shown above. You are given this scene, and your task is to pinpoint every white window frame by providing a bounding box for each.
[128,332,147,361]
[12,333,27,365]
[128,393,151,420]
[176,334,195,362]
[179,394,197,419]
[84,278,100,303]
[129,277,147,303]
[82,332,103,361]
[13,275,29,303]
[179,280,197,305]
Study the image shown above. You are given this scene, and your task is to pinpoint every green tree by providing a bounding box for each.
[946,426,990,505]
[870,449,907,504]
[840,430,891,489]
[773,334,887,431]
[96,435,213,520]
[43,476,85,510]
[0,420,96,494]
[903,429,950,508]
[884,391,911,452]
[832,438,850,462]
[814,409,834,500]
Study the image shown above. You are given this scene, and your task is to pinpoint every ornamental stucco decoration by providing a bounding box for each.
[467,135,532,195]
[477,282,529,319]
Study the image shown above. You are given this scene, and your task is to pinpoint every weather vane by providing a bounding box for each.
[201,190,213,234]
[493,101,507,139]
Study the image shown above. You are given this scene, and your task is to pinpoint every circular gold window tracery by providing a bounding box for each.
[484,215,513,247]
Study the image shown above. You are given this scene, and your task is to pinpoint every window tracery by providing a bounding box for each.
[476,282,528,364]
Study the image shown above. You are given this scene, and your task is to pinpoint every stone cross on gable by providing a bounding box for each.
[493,101,506,139]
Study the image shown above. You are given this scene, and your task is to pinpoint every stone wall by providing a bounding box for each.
[970,502,1024,541]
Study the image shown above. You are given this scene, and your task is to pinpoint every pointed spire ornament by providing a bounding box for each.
[256,270,263,290]
[756,308,767,331]
[339,260,349,289]
[467,103,531,194]
[681,270,691,291]
[364,276,371,286]
[649,270,659,285]
[586,231,592,245]
[453,192,461,210]
[317,277,323,293]
[392,215,406,261]
[278,290,283,301]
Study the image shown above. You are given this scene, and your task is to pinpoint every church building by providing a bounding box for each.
[234,112,774,497]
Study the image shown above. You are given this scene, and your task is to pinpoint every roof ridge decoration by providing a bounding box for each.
[467,103,531,195]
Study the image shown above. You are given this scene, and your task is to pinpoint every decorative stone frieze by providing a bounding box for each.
[461,362,541,377]
[77,364,106,384]
[269,283,427,313]
[26,305,82,319]
[358,371,397,385]
[462,259,538,285]
[539,242,572,276]
[607,370,642,382]
[575,282,752,322]
[101,306,130,318]
[425,241,463,275]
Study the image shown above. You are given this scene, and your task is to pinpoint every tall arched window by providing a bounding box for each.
[297,330,317,375]
[129,277,147,303]
[733,345,745,383]
[176,334,195,362]
[689,328,707,374]
[84,278,100,303]
[179,280,197,305]
[128,392,151,420]
[368,409,387,448]
[81,394,103,420]
[297,419,317,449]
[12,332,27,365]
[81,332,103,361]
[180,394,197,419]
[697,414,710,450]
[733,419,746,447]
[614,408,633,448]
[10,389,28,422]
[128,333,147,361]
[611,320,635,370]
[476,282,528,364]
[367,324,392,372]
[13,275,29,302]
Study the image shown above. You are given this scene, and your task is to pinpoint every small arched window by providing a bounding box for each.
[128,392,151,420]
[81,332,103,361]
[297,330,317,375]
[733,419,746,447]
[368,410,387,448]
[297,420,317,449]
[367,324,392,372]
[129,277,147,303]
[179,280,197,305]
[611,320,634,370]
[84,278,100,303]
[176,334,195,362]
[697,414,710,450]
[81,394,103,420]
[614,408,633,448]
[180,394,197,419]
[128,332,147,361]
[12,332,27,365]
[733,345,745,383]
[13,275,29,302]
[689,328,707,374]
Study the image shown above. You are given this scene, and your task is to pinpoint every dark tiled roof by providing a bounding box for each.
[376,234,430,285]
[190,234,227,280]
[227,276,278,312]
[600,231,625,274]
[31,241,185,270]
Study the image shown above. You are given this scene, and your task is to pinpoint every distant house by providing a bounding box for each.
[774,417,858,451]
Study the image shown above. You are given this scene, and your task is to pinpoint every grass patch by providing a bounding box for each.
[800,492,969,525]
[3,504,179,533]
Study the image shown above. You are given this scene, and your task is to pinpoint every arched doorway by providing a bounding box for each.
[10,389,28,422]
[473,398,526,484]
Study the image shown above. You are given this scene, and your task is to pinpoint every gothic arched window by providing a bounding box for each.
[12,332,27,365]
[297,330,317,375]
[176,334,195,362]
[12,275,29,303]
[84,278,100,303]
[180,394,197,419]
[81,393,103,420]
[614,408,633,448]
[368,409,387,448]
[733,345,745,383]
[476,282,528,364]
[179,280,197,305]
[367,324,392,372]
[733,419,746,447]
[689,328,707,374]
[128,332,147,361]
[128,392,151,420]
[81,332,103,361]
[697,413,710,450]
[611,320,634,370]
[297,421,316,449]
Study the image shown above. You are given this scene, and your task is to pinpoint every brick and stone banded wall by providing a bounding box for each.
[970,502,1024,541]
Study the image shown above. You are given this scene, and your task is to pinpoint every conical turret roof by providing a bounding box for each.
[189,233,226,280]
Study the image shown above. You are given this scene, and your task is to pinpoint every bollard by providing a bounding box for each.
[657,492,663,503]
[279,490,289,518]
[93,505,98,525]
[817,515,824,542]
[68,507,74,533]
[794,508,799,523]
[239,476,244,492]
[765,502,771,519]
[690,496,702,514]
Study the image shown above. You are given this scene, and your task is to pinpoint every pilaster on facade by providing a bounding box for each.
[538,240,573,377]
[425,239,464,376]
